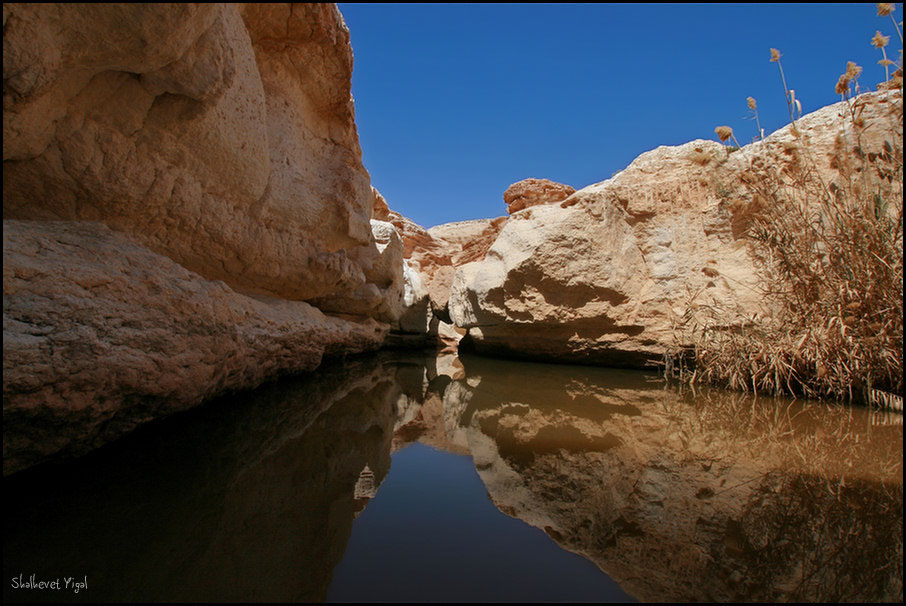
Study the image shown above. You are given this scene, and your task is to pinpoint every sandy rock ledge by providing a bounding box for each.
[2,220,389,476]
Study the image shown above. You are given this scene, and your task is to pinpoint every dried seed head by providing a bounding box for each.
[846,61,863,78]
[879,58,896,66]
[770,48,781,62]
[877,3,894,17]
[872,30,890,48]
[747,96,757,110]
[715,126,734,142]
[836,74,851,95]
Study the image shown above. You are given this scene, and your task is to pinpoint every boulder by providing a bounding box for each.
[448,91,902,367]
[313,219,406,323]
[398,217,508,320]
[398,260,433,334]
[503,178,575,214]
[1,4,427,474]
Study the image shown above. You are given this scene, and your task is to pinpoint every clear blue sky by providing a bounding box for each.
[338,3,902,228]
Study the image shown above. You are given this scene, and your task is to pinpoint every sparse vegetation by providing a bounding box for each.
[674,4,904,404]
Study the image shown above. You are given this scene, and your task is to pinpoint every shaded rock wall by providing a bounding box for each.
[2,220,388,476]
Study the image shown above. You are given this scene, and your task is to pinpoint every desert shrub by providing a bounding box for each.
[675,5,903,403]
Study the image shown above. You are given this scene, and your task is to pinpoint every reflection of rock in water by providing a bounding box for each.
[355,464,377,500]
[728,472,903,602]
[3,352,426,604]
[442,355,904,603]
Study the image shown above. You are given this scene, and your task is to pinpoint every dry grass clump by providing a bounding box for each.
[680,5,904,404]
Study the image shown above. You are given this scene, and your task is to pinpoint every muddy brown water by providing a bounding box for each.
[3,351,902,602]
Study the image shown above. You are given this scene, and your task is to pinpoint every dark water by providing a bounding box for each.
[3,351,902,603]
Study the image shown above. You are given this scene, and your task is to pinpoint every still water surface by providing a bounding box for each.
[3,351,902,602]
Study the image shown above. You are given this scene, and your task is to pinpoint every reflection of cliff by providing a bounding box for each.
[443,355,903,603]
[390,353,471,455]
[3,353,411,603]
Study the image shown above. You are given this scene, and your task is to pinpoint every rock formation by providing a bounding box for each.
[2,220,390,475]
[4,2,899,476]
[2,3,423,474]
[448,90,902,367]
[503,178,575,214]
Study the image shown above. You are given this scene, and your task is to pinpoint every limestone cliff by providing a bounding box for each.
[448,90,902,367]
[2,4,418,475]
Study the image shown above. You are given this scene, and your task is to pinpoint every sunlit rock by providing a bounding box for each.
[447,90,902,367]
[503,178,575,214]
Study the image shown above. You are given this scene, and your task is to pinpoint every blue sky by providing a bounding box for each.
[339,3,903,228]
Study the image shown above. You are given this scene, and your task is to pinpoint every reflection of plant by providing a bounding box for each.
[733,472,903,602]
[666,385,903,482]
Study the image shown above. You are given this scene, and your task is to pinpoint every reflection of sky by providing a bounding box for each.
[328,442,633,603]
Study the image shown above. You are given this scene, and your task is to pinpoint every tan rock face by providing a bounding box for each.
[2,220,388,476]
[449,91,901,367]
[3,3,380,305]
[503,178,575,214]
[1,4,427,475]
[399,217,507,320]
[371,186,391,221]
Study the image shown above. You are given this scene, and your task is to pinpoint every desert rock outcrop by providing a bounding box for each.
[2,220,389,476]
[449,90,902,367]
[503,178,575,214]
[4,3,384,306]
[396,215,507,320]
[2,3,422,474]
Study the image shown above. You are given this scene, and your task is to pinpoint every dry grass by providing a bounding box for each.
[673,6,904,404]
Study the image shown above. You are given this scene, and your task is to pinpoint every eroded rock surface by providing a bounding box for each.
[399,215,507,320]
[3,4,381,305]
[2,220,388,476]
[2,4,430,474]
[449,91,902,366]
[503,178,575,214]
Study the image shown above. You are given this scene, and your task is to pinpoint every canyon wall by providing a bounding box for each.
[4,3,899,476]
[447,90,902,367]
[2,3,424,475]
